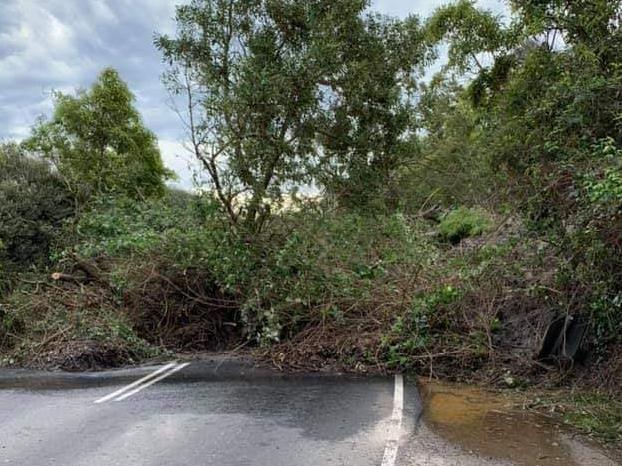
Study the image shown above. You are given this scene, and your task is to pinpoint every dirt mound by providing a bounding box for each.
[40,340,137,371]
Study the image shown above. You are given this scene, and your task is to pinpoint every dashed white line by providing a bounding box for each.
[94,361,183,404]
[115,362,189,401]
[381,374,404,466]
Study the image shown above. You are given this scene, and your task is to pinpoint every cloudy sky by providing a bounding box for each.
[0,0,507,189]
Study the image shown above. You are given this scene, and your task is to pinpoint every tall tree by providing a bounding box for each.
[156,0,429,229]
[27,68,171,200]
[157,0,365,232]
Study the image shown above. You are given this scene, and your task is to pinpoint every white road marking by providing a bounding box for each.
[94,362,178,404]
[115,362,190,401]
[381,374,404,466]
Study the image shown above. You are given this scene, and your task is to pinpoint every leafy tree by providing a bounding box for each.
[157,0,352,232]
[510,0,622,58]
[156,0,429,229]
[425,0,518,74]
[425,0,622,205]
[26,68,172,201]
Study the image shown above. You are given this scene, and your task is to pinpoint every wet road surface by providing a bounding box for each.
[0,358,416,466]
[0,357,619,465]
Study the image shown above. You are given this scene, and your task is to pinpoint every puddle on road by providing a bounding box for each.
[419,380,620,466]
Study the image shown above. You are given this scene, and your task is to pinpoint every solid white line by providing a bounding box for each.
[115,362,190,401]
[94,362,178,404]
[381,374,404,466]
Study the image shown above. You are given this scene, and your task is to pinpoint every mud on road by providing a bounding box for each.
[418,380,621,466]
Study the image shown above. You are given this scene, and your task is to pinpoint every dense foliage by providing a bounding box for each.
[156,0,430,230]
[0,143,73,290]
[421,0,622,354]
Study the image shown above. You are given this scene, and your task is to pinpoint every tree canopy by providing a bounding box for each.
[156,0,429,230]
[27,68,172,200]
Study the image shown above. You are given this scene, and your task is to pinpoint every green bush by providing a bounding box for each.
[438,207,492,243]
[63,191,252,291]
[237,211,438,344]
[0,142,74,269]
[66,190,209,258]
[382,284,462,368]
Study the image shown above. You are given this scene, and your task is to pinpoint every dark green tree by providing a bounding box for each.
[425,0,518,74]
[317,14,429,210]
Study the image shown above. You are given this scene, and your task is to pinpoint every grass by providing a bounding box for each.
[525,391,622,444]
[438,207,493,243]
[562,394,622,443]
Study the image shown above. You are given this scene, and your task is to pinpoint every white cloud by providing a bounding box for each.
[89,1,118,25]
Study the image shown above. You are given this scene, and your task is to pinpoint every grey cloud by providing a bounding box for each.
[0,0,178,137]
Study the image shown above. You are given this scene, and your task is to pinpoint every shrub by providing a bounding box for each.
[0,190,237,366]
[239,210,438,346]
[60,198,439,347]
[438,207,492,243]
[0,142,74,269]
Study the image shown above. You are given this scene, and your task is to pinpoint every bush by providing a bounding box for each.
[0,142,74,270]
[65,190,210,259]
[0,280,160,369]
[242,211,437,344]
[63,191,253,296]
[55,195,440,345]
[438,207,492,243]
[0,190,236,366]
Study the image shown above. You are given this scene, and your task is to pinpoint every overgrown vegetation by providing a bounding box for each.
[0,143,74,290]
[1,0,621,445]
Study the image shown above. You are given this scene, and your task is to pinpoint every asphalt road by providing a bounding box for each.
[0,358,420,466]
[0,358,617,466]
